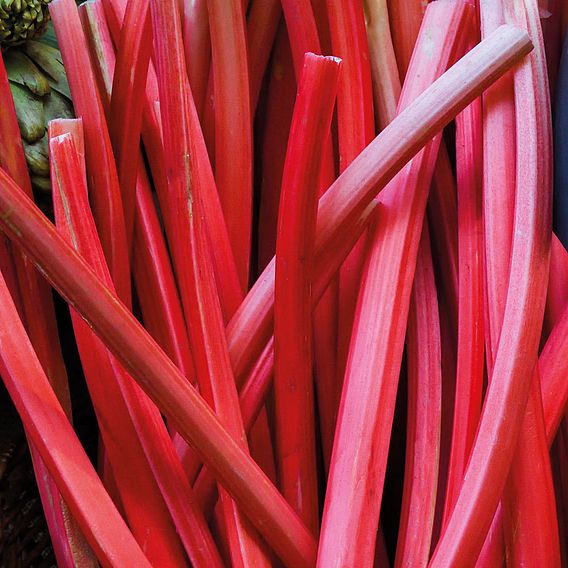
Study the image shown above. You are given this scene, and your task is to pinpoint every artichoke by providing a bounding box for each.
[0,0,51,47]
[1,0,75,203]
[3,39,73,198]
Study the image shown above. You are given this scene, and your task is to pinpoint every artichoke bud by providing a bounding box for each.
[4,39,73,197]
[0,0,51,48]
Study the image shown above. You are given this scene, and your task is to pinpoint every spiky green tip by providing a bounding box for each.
[0,0,51,48]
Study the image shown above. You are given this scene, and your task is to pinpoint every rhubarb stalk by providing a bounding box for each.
[274,52,340,533]
[181,0,210,117]
[0,51,88,567]
[150,0,271,564]
[362,6,443,561]
[206,0,252,288]
[279,0,340,471]
[395,224,442,567]
[326,0,375,386]
[443,16,485,524]
[430,0,554,563]
[318,5,470,564]
[108,0,152,251]
[50,0,131,304]
[227,24,533,392]
[0,270,150,568]
[50,123,224,567]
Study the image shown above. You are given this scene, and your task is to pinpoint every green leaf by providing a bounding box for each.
[44,89,73,122]
[4,49,51,96]
[9,81,45,143]
[23,135,49,176]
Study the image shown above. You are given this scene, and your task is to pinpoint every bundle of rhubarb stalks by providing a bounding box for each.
[0,0,567,565]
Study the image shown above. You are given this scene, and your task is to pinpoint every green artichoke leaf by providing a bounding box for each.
[9,81,45,143]
[23,40,71,100]
[4,48,50,96]
[31,174,51,194]
[44,89,73,123]
[23,135,49,176]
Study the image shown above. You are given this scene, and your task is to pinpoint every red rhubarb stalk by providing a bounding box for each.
[150,0,271,564]
[227,24,533,389]
[181,0,211,117]
[0,271,150,568]
[274,52,341,533]
[257,24,296,271]
[108,0,152,251]
[0,52,88,567]
[206,0,253,289]
[430,0,554,563]
[50,0,131,304]
[325,0,374,169]
[317,4,470,564]
[279,0,340,472]
[326,0,375,386]
[247,0,282,114]
[50,124,224,567]
[0,164,318,568]
[132,167,195,381]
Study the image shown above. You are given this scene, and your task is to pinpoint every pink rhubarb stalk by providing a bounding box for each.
[430,0,556,564]
[443,18,485,524]
[226,24,533,391]
[477,1,561,566]
[396,224,442,567]
[317,4,470,565]
[361,7,443,562]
